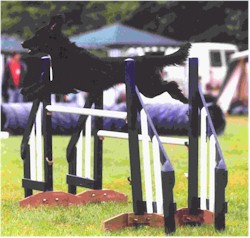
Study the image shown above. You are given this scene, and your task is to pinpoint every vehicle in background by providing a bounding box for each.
[217,50,248,115]
[163,42,239,97]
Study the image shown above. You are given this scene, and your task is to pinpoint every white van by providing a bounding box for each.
[163,42,239,97]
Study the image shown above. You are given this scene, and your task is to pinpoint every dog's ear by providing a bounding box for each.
[49,15,65,32]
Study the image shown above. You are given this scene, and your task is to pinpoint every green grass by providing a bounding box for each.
[1,115,248,236]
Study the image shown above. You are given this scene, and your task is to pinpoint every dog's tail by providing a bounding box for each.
[137,42,191,67]
[164,42,191,65]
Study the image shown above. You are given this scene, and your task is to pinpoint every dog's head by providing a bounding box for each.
[22,15,65,55]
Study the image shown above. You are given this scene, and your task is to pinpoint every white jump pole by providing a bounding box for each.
[209,134,216,212]
[76,130,83,177]
[140,109,153,213]
[46,105,127,120]
[85,116,92,178]
[159,137,188,146]
[98,130,129,140]
[35,103,43,181]
[152,136,163,214]
[200,107,207,210]
[97,130,188,146]
[30,125,36,180]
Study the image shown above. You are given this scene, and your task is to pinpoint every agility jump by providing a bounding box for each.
[20,56,227,234]
[102,58,228,233]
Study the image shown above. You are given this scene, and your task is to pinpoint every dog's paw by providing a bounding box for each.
[21,82,39,94]
[21,81,49,100]
[166,81,188,104]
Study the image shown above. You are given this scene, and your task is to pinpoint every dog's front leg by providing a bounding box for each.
[21,79,54,100]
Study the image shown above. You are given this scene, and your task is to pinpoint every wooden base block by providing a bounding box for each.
[103,209,214,231]
[20,189,128,207]
[19,191,82,207]
[175,208,214,226]
[77,189,128,203]
[103,213,164,231]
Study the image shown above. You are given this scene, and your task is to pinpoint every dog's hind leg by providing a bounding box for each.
[161,81,188,103]
[138,79,188,104]
[136,71,188,103]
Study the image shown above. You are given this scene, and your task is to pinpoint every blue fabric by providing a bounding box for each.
[1,102,225,136]
[7,88,24,103]
[70,23,182,49]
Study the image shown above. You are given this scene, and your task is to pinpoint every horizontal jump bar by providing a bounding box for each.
[97,130,188,146]
[46,105,127,119]
[22,178,47,191]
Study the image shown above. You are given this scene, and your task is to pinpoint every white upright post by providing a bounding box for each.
[49,61,53,82]
[140,110,153,213]
[76,130,83,177]
[200,107,207,210]
[30,125,37,180]
[35,104,43,181]
[85,116,92,178]
[209,134,216,212]
[152,136,163,214]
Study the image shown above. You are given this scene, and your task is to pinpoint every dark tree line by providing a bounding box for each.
[1,1,248,50]
[124,1,248,50]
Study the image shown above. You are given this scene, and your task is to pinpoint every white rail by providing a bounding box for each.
[35,104,43,181]
[30,125,36,180]
[141,110,153,213]
[46,105,127,120]
[76,130,83,177]
[85,116,92,178]
[97,130,188,146]
[200,107,207,210]
[209,134,216,212]
[152,136,163,214]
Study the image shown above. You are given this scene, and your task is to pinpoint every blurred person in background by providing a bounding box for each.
[64,91,87,106]
[2,52,27,103]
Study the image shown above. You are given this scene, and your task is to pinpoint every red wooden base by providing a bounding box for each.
[175,208,214,226]
[103,213,164,231]
[103,208,214,231]
[20,189,128,207]
[77,189,128,203]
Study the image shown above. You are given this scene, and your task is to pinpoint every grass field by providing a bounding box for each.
[1,115,248,236]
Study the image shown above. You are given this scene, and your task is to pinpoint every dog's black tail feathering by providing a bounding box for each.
[136,42,191,67]
[166,42,191,65]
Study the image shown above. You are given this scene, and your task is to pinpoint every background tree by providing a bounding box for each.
[124,1,248,50]
[1,1,139,37]
[1,1,248,50]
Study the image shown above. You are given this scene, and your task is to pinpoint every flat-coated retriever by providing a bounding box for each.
[22,15,191,103]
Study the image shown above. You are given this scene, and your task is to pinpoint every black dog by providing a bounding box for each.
[22,15,191,103]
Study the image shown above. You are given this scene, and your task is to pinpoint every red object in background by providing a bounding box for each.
[9,60,21,87]
[206,83,212,91]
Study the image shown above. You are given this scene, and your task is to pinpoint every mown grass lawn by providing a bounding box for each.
[1,115,248,236]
